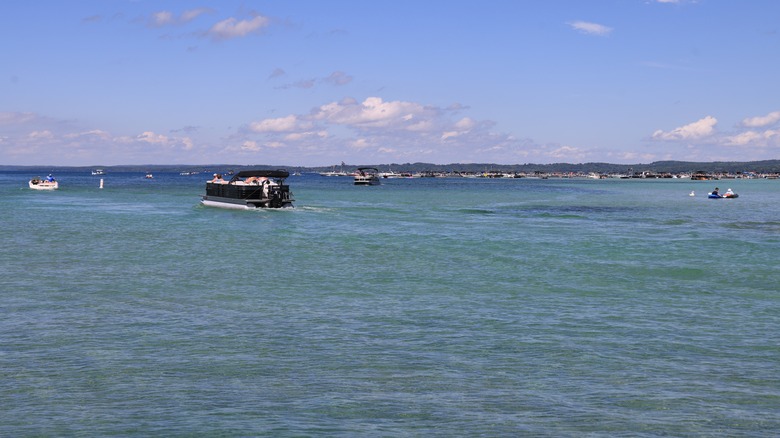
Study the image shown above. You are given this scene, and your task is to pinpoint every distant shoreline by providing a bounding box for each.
[3,159,780,175]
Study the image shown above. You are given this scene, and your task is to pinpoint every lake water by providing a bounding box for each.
[2,170,779,436]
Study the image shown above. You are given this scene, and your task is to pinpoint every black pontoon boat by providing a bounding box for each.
[201,170,294,209]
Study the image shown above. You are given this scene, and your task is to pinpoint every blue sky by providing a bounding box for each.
[2,0,779,166]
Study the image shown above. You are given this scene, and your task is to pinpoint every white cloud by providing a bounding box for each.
[134,131,194,151]
[150,8,214,27]
[454,117,475,130]
[241,140,261,151]
[137,131,170,145]
[207,15,270,41]
[652,116,717,141]
[441,131,460,141]
[234,96,521,164]
[249,115,310,133]
[284,131,328,141]
[407,120,434,131]
[351,138,370,150]
[724,129,779,147]
[150,11,174,27]
[28,130,54,140]
[741,111,780,128]
[568,21,613,36]
[181,137,194,151]
[312,96,433,129]
[181,8,213,23]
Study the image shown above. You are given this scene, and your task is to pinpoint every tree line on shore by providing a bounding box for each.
[4,160,780,175]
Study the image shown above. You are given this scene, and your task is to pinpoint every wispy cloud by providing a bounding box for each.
[568,20,613,36]
[268,68,286,79]
[148,8,214,27]
[274,71,353,89]
[149,11,174,27]
[0,111,39,125]
[207,14,270,41]
[82,15,102,24]
[143,8,273,42]
[640,61,692,71]
[181,8,213,23]
[741,110,780,128]
[323,71,353,86]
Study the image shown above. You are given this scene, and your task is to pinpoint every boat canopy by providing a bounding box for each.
[229,169,289,182]
[357,167,379,171]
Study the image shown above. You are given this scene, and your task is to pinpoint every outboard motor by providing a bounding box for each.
[269,186,284,208]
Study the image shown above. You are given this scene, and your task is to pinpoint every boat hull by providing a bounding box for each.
[201,195,293,210]
[354,177,380,185]
[29,180,58,190]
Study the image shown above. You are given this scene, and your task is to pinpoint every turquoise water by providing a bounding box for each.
[2,171,779,436]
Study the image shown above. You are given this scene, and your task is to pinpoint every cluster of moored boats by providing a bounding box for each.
[24,166,756,209]
[319,169,780,180]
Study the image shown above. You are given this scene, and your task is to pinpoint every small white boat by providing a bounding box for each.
[354,167,380,185]
[29,176,58,190]
[145,173,154,179]
[319,164,349,177]
[92,169,105,175]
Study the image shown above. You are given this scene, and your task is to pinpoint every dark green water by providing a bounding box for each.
[2,171,778,436]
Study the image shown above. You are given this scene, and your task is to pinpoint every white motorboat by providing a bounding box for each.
[354,167,380,185]
[29,176,58,190]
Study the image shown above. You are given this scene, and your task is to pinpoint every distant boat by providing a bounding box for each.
[29,176,58,190]
[145,173,154,179]
[320,164,349,177]
[354,167,381,186]
[691,171,716,180]
[92,169,105,175]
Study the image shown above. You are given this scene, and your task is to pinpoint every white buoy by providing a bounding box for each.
[100,178,104,189]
